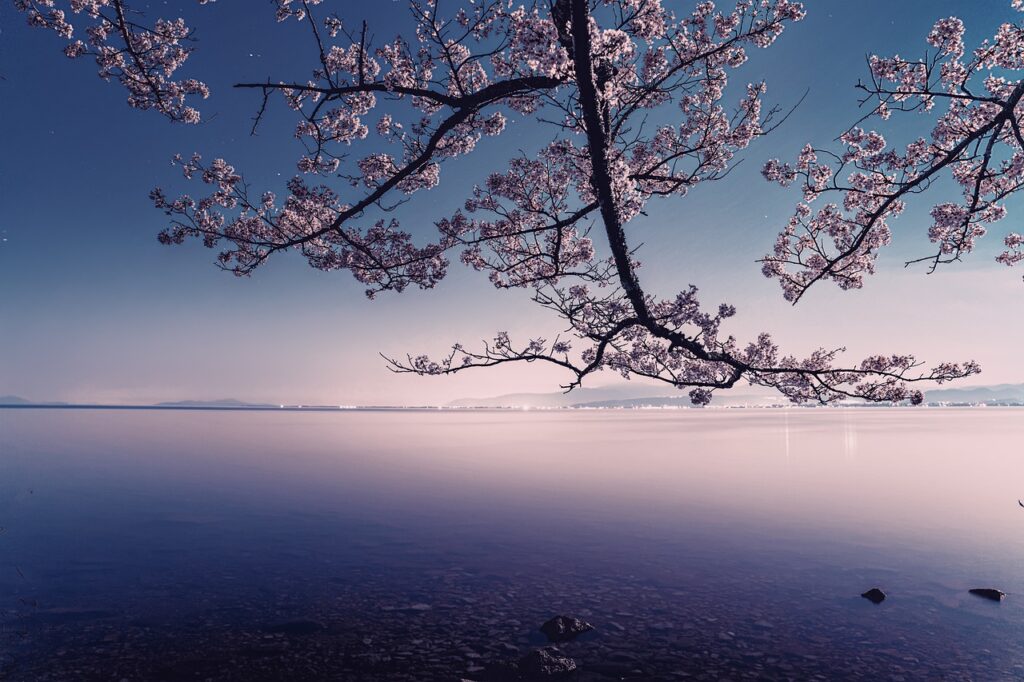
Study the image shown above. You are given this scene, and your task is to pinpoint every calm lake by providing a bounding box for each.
[2,407,1023,680]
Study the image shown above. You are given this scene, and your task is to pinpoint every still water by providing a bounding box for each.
[1,407,1023,680]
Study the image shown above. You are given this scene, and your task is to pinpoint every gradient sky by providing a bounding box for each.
[2,0,1022,406]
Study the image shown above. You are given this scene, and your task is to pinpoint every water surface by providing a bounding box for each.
[1,408,1023,680]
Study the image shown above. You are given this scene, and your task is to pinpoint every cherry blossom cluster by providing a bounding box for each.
[392,278,978,405]
[273,0,323,24]
[998,232,1024,268]
[151,154,448,297]
[16,0,210,122]
[763,2,1024,302]
[437,140,601,288]
[24,0,983,404]
[205,0,980,403]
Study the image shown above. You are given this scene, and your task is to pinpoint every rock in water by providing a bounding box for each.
[861,588,886,604]
[518,647,577,677]
[969,588,1006,601]
[540,615,594,643]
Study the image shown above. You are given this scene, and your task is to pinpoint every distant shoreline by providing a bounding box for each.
[0,404,441,413]
[2,403,1022,412]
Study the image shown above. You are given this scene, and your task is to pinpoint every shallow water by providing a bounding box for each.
[2,407,1023,680]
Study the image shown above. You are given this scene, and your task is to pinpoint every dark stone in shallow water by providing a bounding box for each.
[264,620,325,635]
[540,615,594,643]
[861,588,886,604]
[969,588,1006,601]
[518,647,577,677]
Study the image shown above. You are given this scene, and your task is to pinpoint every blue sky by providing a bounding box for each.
[2,0,1022,405]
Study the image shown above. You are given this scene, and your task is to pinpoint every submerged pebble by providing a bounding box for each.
[518,646,577,677]
[861,588,886,604]
[969,588,1006,601]
[540,615,594,643]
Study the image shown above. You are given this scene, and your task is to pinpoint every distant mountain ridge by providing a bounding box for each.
[0,396,272,408]
[156,399,276,408]
[0,395,68,406]
[924,383,1024,403]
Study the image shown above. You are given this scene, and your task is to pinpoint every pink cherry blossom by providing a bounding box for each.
[27,0,981,405]
[764,2,1024,302]
[16,0,210,122]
